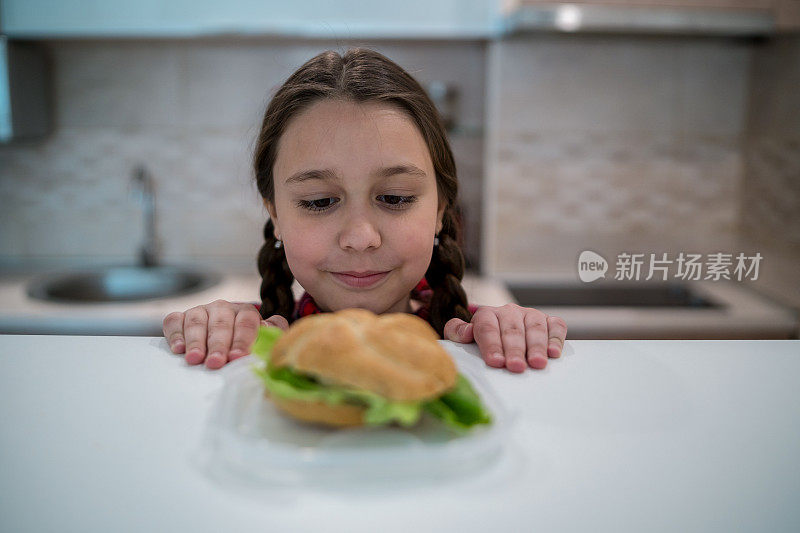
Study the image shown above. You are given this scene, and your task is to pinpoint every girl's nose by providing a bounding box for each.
[338,214,382,251]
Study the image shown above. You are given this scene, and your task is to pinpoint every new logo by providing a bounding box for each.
[577,250,608,283]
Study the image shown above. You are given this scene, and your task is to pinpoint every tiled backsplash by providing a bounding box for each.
[0,39,485,270]
[1,34,797,303]
[742,35,800,249]
[485,35,752,275]
[739,35,800,308]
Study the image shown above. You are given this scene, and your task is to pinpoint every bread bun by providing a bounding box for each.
[268,392,365,427]
[271,308,457,402]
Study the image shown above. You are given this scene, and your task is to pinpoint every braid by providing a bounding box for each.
[424,206,472,338]
[256,218,296,322]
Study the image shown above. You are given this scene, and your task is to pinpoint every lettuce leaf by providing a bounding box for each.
[423,375,493,432]
[250,325,283,365]
[249,325,490,430]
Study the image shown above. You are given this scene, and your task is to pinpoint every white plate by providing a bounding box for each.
[194,341,516,491]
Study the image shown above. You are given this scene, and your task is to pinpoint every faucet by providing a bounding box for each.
[130,165,159,267]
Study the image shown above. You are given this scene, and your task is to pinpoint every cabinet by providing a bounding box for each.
[775,0,800,28]
[514,0,772,7]
[508,0,800,31]
[3,0,797,37]
[0,0,497,39]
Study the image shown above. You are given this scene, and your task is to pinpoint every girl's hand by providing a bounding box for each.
[443,304,567,373]
[162,300,289,369]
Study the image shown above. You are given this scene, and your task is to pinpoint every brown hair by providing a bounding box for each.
[253,48,472,338]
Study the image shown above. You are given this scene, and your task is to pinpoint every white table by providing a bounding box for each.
[1,335,799,532]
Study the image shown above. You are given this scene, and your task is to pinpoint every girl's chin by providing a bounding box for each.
[322,282,415,314]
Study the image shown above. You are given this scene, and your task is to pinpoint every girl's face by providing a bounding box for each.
[266,99,445,315]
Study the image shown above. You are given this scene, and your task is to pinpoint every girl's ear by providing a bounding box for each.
[263,199,282,239]
[436,200,446,235]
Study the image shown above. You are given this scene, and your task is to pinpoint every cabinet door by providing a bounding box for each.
[516,0,772,8]
[515,0,800,31]
[0,0,496,38]
[776,0,800,28]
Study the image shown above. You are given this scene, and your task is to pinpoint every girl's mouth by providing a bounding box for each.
[331,271,390,289]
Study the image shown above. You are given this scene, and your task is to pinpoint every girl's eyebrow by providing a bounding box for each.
[377,164,427,180]
[285,164,427,186]
[285,168,338,186]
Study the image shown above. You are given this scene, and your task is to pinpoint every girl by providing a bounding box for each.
[162,48,567,373]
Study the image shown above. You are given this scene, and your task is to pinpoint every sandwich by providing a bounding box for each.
[250,308,492,431]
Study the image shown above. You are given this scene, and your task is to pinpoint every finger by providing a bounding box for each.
[471,311,506,369]
[498,307,527,373]
[162,311,186,354]
[205,301,237,369]
[183,307,209,366]
[262,314,289,331]
[524,311,550,370]
[443,318,474,344]
[228,305,262,360]
[546,315,568,358]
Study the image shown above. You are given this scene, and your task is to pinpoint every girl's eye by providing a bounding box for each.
[378,195,418,209]
[296,198,339,212]
[296,195,417,213]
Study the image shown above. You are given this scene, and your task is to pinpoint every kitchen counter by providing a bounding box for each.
[0,271,514,336]
[2,267,797,339]
[1,335,799,532]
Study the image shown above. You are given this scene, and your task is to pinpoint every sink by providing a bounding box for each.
[505,282,722,308]
[26,266,222,303]
[500,280,800,339]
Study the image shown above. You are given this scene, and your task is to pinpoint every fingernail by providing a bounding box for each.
[229,349,242,357]
[186,349,203,365]
[529,354,548,369]
[506,357,526,373]
[488,352,505,367]
[171,341,184,353]
[207,352,224,366]
[458,324,467,337]
[548,346,561,358]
